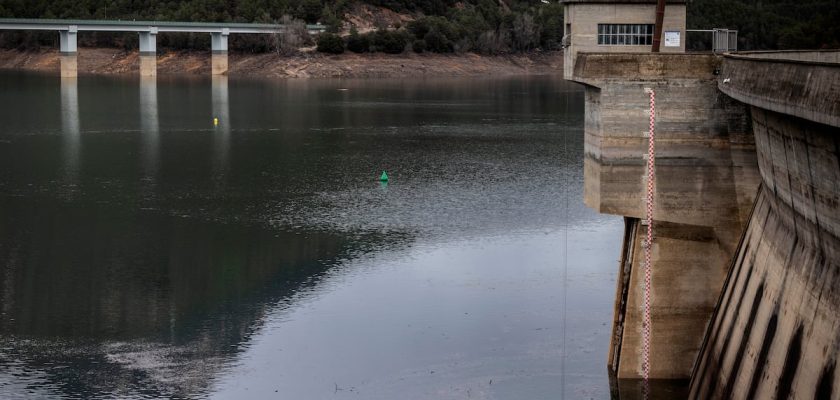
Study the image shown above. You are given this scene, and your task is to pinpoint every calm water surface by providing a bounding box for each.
[0,71,622,399]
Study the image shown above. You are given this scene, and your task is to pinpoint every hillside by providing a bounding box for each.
[687,0,839,50]
[0,0,563,55]
[0,0,837,53]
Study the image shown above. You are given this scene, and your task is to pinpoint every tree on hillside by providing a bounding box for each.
[687,0,840,50]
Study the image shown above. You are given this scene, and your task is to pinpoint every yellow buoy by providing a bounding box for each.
[213,117,219,126]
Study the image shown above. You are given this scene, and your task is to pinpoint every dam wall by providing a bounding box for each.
[689,53,840,400]
[571,52,762,393]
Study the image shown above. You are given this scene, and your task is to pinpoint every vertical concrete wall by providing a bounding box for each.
[689,108,840,400]
[563,2,686,79]
[571,53,761,393]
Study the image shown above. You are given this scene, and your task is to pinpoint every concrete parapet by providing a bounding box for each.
[733,49,840,63]
[718,53,840,127]
[572,53,720,83]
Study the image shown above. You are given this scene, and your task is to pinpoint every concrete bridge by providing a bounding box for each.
[570,47,840,398]
[0,18,326,77]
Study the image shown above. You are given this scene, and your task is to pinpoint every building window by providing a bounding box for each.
[597,24,655,45]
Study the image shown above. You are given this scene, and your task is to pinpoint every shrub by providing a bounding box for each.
[537,3,564,50]
[407,18,431,39]
[476,30,509,55]
[511,13,540,51]
[454,38,472,53]
[423,28,452,53]
[450,9,491,42]
[408,16,458,42]
[372,30,407,54]
[316,33,345,54]
[346,30,371,53]
[412,39,426,53]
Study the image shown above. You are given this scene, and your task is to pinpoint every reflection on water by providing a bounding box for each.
[211,75,230,179]
[140,76,159,181]
[0,72,622,399]
[61,76,80,184]
[0,196,357,398]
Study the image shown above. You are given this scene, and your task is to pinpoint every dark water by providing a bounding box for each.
[0,71,622,399]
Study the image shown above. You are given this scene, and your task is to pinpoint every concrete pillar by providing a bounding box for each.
[211,29,229,75]
[138,29,157,77]
[59,26,77,54]
[59,26,78,77]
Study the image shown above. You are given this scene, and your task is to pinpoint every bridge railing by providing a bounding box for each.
[0,18,326,34]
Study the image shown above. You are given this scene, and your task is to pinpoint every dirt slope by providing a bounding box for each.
[0,48,563,78]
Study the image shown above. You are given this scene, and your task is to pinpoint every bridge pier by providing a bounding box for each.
[138,29,157,77]
[211,30,229,75]
[59,26,78,77]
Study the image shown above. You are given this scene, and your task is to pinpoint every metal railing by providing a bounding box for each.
[686,28,738,53]
[0,18,326,35]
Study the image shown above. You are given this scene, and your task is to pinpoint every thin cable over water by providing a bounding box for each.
[560,83,570,398]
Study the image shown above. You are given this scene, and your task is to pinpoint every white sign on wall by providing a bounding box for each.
[664,31,681,47]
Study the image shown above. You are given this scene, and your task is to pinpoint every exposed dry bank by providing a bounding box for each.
[0,48,563,78]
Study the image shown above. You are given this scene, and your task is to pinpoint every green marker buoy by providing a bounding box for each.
[379,171,389,182]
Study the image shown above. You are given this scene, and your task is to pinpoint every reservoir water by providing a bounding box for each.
[0,72,622,399]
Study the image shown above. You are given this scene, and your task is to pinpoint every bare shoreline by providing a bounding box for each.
[0,48,563,79]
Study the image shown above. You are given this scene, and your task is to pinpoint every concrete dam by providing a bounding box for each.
[569,48,840,398]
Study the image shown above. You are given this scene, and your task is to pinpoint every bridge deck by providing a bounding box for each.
[0,18,325,34]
